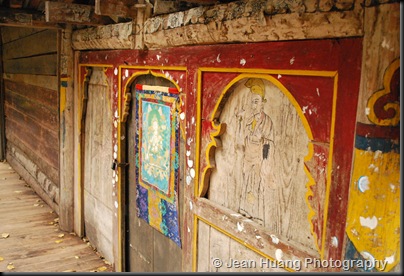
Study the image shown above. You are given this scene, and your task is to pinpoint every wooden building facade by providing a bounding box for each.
[0,0,400,272]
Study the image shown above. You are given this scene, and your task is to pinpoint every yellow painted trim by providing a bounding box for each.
[195,215,296,272]
[367,59,400,126]
[79,63,114,68]
[194,68,338,266]
[59,77,68,117]
[320,73,338,260]
[119,65,187,71]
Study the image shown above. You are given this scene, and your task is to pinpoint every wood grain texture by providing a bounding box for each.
[0,161,114,272]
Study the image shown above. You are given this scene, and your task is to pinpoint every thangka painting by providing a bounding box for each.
[135,84,181,247]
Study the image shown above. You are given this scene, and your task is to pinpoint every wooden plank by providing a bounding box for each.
[59,25,75,232]
[2,29,57,60]
[0,26,40,44]
[95,0,137,18]
[197,220,210,272]
[4,79,58,107]
[0,8,58,28]
[3,73,58,91]
[5,136,59,185]
[72,22,134,50]
[45,1,114,26]
[2,53,57,75]
[0,162,114,272]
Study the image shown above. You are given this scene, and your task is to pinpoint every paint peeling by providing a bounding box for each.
[290,57,295,64]
[217,54,221,63]
[331,236,338,247]
[358,176,370,192]
[187,159,194,168]
[385,255,395,264]
[190,168,195,178]
[270,234,279,244]
[240,59,246,66]
[275,249,283,261]
[237,221,244,232]
[360,216,378,229]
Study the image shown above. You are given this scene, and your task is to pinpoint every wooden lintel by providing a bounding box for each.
[0,8,59,28]
[45,1,113,26]
[95,0,138,18]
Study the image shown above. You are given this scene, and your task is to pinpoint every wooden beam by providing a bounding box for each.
[95,0,138,18]
[45,1,113,26]
[0,8,58,28]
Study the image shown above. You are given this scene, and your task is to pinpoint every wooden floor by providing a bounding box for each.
[0,161,114,272]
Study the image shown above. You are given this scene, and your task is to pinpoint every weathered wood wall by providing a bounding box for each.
[0,26,59,212]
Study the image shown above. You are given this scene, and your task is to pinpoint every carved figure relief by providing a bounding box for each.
[208,77,317,252]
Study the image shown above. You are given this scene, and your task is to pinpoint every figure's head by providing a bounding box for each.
[245,78,266,101]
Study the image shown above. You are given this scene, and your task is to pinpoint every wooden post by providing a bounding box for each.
[59,25,75,232]
[0,29,6,161]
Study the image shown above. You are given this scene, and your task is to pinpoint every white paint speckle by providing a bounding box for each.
[186,175,192,185]
[114,144,118,152]
[365,107,370,115]
[191,116,195,124]
[186,150,191,157]
[187,227,190,233]
[180,112,185,120]
[390,183,396,192]
[240,59,246,66]
[114,68,118,76]
[290,57,295,64]
[115,110,119,118]
[331,236,338,247]
[302,106,308,114]
[237,221,244,232]
[358,176,370,192]
[217,54,221,63]
[112,192,116,196]
[385,255,395,264]
[187,159,193,168]
[112,179,116,185]
[115,175,118,182]
[125,70,129,78]
[114,120,118,128]
[189,201,193,210]
[114,201,119,209]
[113,171,116,177]
[360,216,378,229]
[277,74,282,79]
[113,152,117,159]
[275,249,283,261]
[230,213,242,217]
[190,168,195,178]
[255,235,262,240]
[316,88,320,96]
[270,234,279,244]
[156,54,161,60]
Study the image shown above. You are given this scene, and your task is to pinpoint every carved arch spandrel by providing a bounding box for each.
[199,74,320,254]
